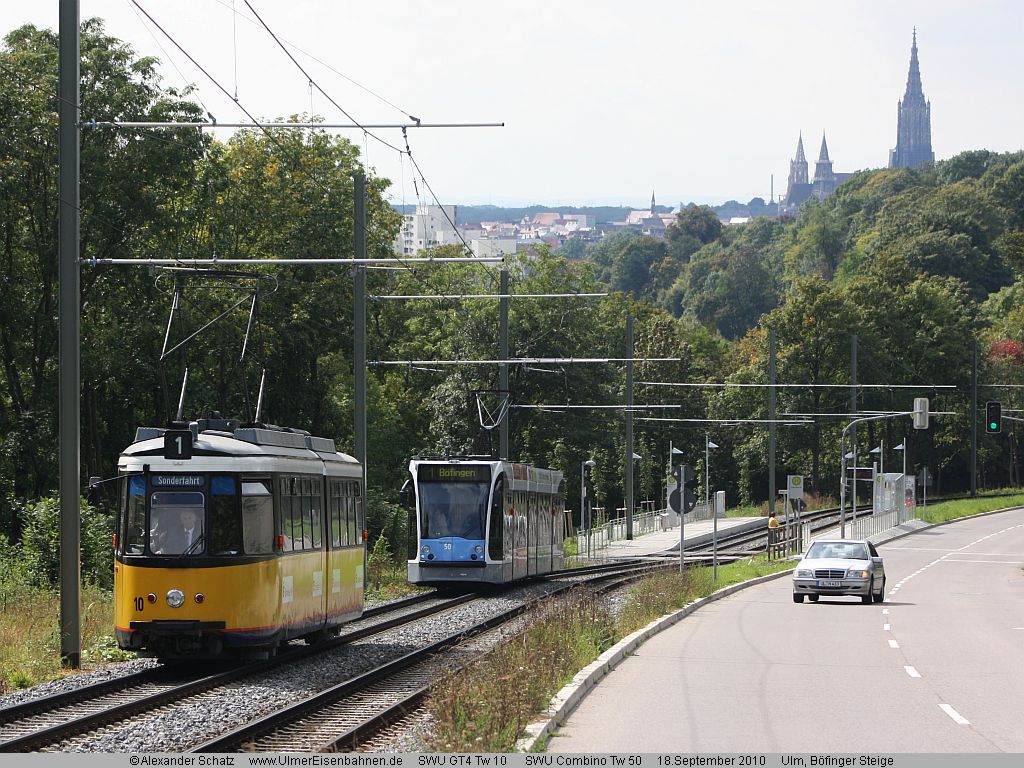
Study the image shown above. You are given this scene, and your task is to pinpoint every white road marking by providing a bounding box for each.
[883,623,891,631]
[905,666,921,678]
[888,639,900,648]
[945,558,1024,564]
[882,608,889,615]
[885,523,1024,593]
[939,704,970,725]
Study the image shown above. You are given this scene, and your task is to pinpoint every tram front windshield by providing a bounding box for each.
[419,481,489,539]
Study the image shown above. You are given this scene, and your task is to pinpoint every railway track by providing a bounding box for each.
[0,590,475,752]
[0,563,660,753]
[193,567,659,753]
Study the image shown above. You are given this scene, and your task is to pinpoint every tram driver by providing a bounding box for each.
[154,508,204,555]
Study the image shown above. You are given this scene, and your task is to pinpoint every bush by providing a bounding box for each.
[18,496,114,589]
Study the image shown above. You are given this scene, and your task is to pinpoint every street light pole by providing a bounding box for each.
[706,435,719,579]
[581,459,596,558]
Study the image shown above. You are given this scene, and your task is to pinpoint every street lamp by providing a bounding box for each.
[668,444,684,523]
[842,451,855,538]
[706,435,719,579]
[705,436,718,512]
[581,459,596,558]
[894,442,906,522]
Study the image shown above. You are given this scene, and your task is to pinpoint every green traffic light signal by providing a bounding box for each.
[985,401,1002,434]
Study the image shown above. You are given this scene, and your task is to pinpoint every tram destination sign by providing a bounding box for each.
[419,464,491,483]
[151,475,204,487]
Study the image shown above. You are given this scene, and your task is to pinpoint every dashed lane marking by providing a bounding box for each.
[905,666,921,678]
[939,704,970,725]
[888,639,900,648]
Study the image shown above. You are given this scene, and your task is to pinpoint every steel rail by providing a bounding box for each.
[0,593,477,752]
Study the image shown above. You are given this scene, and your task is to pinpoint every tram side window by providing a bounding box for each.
[241,480,274,554]
[277,477,294,552]
[210,476,242,555]
[329,480,342,548]
[348,481,361,546]
[310,478,322,549]
[124,476,146,555]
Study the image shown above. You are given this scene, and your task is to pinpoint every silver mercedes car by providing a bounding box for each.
[792,539,885,604]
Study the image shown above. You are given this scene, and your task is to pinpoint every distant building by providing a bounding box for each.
[889,29,934,170]
[394,204,458,255]
[623,191,675,234]
[781,134,854,215]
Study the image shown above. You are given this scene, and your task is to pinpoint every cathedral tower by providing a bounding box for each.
[889,29,934,169]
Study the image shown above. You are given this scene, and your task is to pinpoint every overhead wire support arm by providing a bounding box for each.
[85,257,503,266]
[637,381,958,389]
[83,120,505,130]
[368,293,608,300]
[369,357,681,367]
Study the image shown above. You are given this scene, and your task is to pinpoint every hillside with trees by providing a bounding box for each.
[3,21,1024,590]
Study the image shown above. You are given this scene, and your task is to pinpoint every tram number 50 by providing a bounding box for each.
[134,597,145,612]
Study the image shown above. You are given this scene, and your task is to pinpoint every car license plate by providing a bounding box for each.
[818,580,843,587]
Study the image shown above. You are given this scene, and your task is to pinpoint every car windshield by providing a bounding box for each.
[806,542,869,560]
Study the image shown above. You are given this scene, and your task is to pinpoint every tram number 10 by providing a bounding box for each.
[134,597,145,611]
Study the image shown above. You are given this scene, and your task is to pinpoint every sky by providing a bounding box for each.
[3,1,1023,209]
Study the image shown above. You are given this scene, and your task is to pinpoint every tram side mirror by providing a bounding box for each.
[87,477,102,506]
[399,479,414,509]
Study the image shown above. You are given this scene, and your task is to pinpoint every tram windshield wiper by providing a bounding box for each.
[179,533,205,558]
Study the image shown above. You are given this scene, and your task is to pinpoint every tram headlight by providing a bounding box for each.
[420,545,430,555]
[474,546,484,555]
[166,589,186,608]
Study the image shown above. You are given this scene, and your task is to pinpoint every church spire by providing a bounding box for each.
[889,29,933,169]
[814,133,834,184]
[794,132,806,163]
[903,26,925,102]
[650,190,656,214]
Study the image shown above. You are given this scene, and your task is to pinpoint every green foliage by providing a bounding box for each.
[17,497,113,589]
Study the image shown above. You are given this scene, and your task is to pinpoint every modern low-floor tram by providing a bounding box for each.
[404,457,566,587]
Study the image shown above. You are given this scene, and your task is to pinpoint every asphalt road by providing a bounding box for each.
[548,508,1024,753]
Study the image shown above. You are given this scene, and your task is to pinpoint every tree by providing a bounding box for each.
[667,205,722,246]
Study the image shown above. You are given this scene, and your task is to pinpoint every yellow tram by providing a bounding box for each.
[113,418,365,660]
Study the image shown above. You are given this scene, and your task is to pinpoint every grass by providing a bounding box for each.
[0,580,128,694]
[917,490,1024,524]
[425,555,794,752]
[725,491,836,518]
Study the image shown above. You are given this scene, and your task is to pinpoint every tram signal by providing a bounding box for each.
[985,401,1002,434]
[669,464,698,515]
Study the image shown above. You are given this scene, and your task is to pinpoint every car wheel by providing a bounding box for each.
[808,595,819,603]
[793,593,804,603]
[872,577,886,603]
[861,578,873,604]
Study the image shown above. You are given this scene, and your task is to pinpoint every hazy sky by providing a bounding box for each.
[3,1,1023,208]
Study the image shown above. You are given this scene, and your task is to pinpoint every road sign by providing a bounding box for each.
[669,486,698,515]
[668,463,698,514]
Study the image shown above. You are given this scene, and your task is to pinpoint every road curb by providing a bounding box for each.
[516,504,1022,752]
[515,567,794,752]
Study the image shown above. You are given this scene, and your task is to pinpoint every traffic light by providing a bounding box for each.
[985,401,1002,434]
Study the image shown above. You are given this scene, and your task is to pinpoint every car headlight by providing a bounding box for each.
[847,569,870,579]
[795,568,814,579]
[166,589,185,608]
